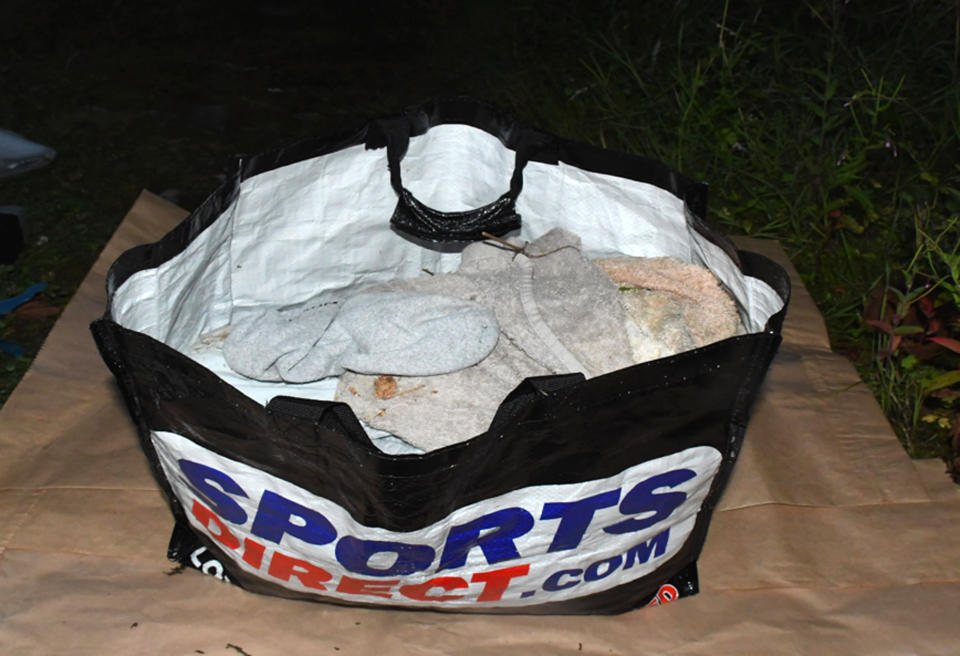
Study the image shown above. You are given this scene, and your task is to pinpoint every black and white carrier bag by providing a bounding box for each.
[92,98,790,615]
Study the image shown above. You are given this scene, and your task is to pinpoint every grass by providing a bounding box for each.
[2,1,958,479]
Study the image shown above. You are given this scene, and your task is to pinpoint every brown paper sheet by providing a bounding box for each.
[2,191,959,654]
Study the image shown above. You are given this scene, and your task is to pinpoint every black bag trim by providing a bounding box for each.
[389,188,522,242]
[375,99,535,242]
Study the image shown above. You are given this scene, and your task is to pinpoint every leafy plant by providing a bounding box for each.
[861,211,960,474]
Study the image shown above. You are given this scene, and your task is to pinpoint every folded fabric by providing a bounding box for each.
[222,291,499,383]
[596,256,741,362]
[338,292,499,377]
[337,229,635,451]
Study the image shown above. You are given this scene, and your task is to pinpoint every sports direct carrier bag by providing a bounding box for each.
[91,98,790,614]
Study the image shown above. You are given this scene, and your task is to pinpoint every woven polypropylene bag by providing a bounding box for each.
[91,98,789,614]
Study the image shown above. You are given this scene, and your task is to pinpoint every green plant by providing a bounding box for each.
[577,3,921,324]
[861,211,960,473]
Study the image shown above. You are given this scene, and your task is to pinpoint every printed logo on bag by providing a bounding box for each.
[152,431,721,608]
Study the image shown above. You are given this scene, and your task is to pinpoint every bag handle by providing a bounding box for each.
[370,99,548,242]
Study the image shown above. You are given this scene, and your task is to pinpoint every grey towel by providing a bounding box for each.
[223,291,500,383]
[222,294,343,383]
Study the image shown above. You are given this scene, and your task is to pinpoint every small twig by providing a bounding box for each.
[481,231,525,252]
[374,375,425,400]
[394,383,426,397]
[480,232,580,260]
[165,563,186,576]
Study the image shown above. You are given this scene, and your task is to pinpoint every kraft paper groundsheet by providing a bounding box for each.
[1,191,958,654]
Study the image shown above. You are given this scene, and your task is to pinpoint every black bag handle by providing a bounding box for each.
[370,99,548,242]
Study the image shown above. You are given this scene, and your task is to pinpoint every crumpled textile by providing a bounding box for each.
[222,228,741,452]
[222,291,499,383]
[337,228,635,451]
[596,256,741,363]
